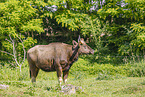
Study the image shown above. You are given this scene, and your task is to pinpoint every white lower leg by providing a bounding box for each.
[58,77,62,85]
[64,79,67,83]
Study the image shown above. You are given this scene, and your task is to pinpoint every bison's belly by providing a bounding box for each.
[37,58,55,72]
[40,66,56,72]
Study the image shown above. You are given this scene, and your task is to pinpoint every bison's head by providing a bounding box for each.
[72,36,94,54]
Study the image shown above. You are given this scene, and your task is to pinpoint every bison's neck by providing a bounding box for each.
[69,45,79,61]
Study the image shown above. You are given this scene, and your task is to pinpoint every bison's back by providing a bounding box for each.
[27,43,72,65]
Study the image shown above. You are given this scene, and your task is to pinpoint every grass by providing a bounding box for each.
[0,75,145,97]
[0,58,145,96]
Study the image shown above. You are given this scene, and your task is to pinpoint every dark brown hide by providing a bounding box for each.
[27,38,94,84]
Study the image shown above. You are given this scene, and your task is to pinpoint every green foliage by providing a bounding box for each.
[130,24,145,52]
[0,0,43,62]
[21,19,44,33]
[1,0,145,96]
[23,37,37,49]
[71,58,129,76]
[71,58,145,78]
[118,23,145,56]
[1,0,145,82]
[1,59,145,96]
[1,0,145,63]
[1,58,145,83]
[0,60,29,81]
[97,0,145,56]
[127,62,145,77]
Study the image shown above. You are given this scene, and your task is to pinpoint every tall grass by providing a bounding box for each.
[1,58,145,82]
[0,58,145,96]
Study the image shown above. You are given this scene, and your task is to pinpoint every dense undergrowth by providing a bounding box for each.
[1,58,145,96]
[0,58,145,82]
[71,58,145,78]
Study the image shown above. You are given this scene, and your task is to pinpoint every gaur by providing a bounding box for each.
[27,36,94,84]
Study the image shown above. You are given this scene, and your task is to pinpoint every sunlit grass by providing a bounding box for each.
[0,59,145,96]
[0,76,145,97]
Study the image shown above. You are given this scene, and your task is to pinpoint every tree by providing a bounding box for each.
[0,0,38,65]
[0,34,26,72]
[97,0,145,56]
[1,0,145,65]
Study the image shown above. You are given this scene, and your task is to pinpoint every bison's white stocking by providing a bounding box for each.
[64,79,67,84]
[58,77,63,85]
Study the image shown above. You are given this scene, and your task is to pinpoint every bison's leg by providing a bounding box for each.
[63,70,69,84]
[55,64,63,85]
[29,64,39,83]
[31,68,39,82]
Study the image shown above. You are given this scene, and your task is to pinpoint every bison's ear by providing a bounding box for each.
[79,38,85,45]
[72,40,78,46]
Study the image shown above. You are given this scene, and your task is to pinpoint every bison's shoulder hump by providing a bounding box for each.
[27,45,39,53]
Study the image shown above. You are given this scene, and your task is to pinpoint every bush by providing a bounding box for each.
[71,58,145,77]
[70,58,130,76]
[127,61,145,77]
[1,58,145,83]
[0,60,29,81]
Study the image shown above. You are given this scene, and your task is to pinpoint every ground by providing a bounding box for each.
[0,71,145,97]
[0,58,145,97]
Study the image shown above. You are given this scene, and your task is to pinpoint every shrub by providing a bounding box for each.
[127,61,145,77]
[70,58,130,77]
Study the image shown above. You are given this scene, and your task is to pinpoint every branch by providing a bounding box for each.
[16,34,26,66]
[9,34,14,43]
[11,35,20,67]
[5,39,12,43]
[1,34,26,72]
[0,50,14,56]
[7,34,20,67]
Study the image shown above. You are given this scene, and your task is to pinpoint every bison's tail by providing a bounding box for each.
[30,70,31,78]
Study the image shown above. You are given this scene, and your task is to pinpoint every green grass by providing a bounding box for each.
[0,76,145,97]
[0,58,145,96]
